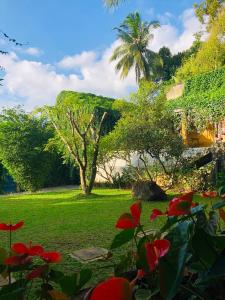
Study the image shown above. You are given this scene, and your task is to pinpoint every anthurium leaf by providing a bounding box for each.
[212,200,225,210]
[191,228,225,268]
[197,254,225,289]
[49,269,65,284]
[0,279,26,300]
[159,221,193,300]
[77,268,92,290]
[59,274,78,297]
[110,228,135,250]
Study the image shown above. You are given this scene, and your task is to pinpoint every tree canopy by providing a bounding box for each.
[45,91,119,195]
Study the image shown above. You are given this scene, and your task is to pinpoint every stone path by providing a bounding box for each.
[70,247,108,263]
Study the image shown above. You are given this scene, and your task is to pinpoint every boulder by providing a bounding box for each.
[132,180,167,201]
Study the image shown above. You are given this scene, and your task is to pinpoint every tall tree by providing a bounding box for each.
[110,12,160,82]
[45,91,119,195]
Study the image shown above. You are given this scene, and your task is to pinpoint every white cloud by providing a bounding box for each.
[24,47,43,56]
[150,8,204,54]
[0,8,203,110]
[58,51,97,69]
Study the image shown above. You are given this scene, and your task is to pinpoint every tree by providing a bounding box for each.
[0,107,53,191]
[110,12,160,82]
[104,0,124,7]
[176,7,225,80]
[104,81,184,184]
[45,91,119,195]
[194,0,225,27]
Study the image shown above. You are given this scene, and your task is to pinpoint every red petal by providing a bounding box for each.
[130,201,141,225]
[4,255,32,266]
[11,221,24,231]
[41,252,61,263]
[145,242,158,272]
[90,277,132,300]
[153,239,170,257]
[202,191,217,198]
[150,209,165,221]
[12,243,28,255]
[26,265,47,280]
[29,245,44,256]
[0,223,10,230]
[116,213,136,229]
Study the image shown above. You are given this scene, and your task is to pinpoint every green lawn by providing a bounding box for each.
[0,188,211,285]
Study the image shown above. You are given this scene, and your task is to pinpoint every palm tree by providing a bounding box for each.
[110,12,160,82]
[104,0,124,7]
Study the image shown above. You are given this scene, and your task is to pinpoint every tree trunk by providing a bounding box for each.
[79,167,89,195]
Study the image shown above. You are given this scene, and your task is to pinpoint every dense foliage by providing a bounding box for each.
[168,67,225,128]
[102,81,184,183]
[0,107,53,191]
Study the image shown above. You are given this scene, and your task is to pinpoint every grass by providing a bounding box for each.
[0,188,212,286]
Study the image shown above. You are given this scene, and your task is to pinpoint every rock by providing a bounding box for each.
[132,180,167,201]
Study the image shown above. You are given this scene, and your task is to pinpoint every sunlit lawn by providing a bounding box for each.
[0,188,212,286]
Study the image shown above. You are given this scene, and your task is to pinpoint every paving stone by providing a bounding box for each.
[70,247,108,263]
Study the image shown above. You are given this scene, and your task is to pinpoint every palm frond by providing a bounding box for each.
[103,0,125,8]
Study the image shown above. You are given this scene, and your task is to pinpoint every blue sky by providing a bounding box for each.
[0,0,202,109]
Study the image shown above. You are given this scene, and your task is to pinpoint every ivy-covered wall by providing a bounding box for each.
[168,67,225,127]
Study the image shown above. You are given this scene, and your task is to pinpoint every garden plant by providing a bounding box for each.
[1,187,225,299]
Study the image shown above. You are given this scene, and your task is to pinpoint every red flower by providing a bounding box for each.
[26,265,47,280]
[202,191,217,198]
[4,255,32,266]
[145,239,170,272]
[150,209,165,221]
[0,221,24,231]
[40,252,61,263]
[90,277,132,300]
[116,201,142,229]
[219,208,225,222]
[12,242,44,256]
[150,192,196,220]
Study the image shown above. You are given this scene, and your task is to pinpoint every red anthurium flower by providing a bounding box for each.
[40,252,61,263]
[12,242,44,256]
[150,209,165,221]
[26,265,48,280]
[202,191,217,198]
[167,192,195,216]
[4,255,32,266]
[90,277,132,300]
[0,221,24,231]
[145,239,170,272]
[116,201,142,229]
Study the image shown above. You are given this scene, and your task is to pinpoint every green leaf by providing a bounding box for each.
[0,280,26,300]
[218,186,225,196]
[159,221,193,300]
[212,200,225,210]
[77,269,92,290]
[191,228,225,268]
[110,228,135,250]
[59,274,78,297]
